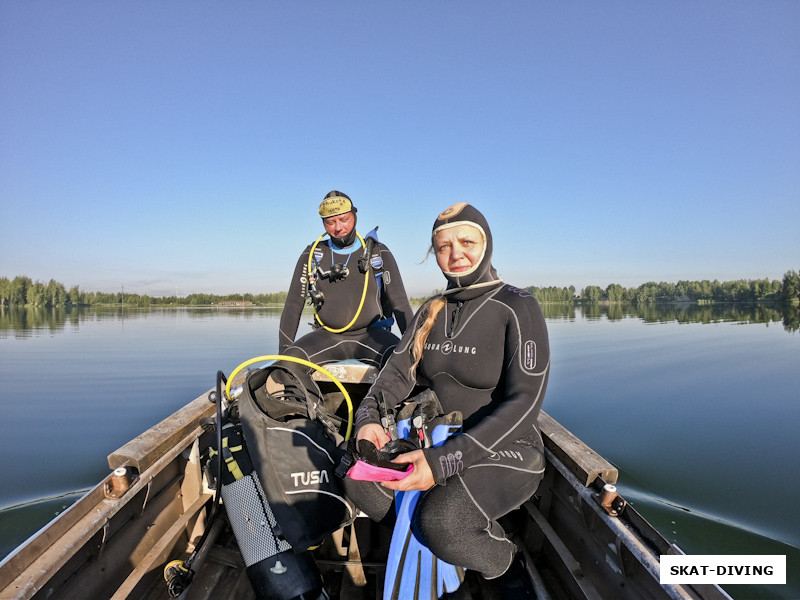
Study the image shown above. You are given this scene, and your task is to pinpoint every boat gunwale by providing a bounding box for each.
[0,416,210,597]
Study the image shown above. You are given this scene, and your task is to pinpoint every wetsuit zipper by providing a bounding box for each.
[447,301,464,338]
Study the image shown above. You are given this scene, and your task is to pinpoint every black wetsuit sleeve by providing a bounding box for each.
[278,248,311,353]
[424,295,550,485]
[378,244,414,334]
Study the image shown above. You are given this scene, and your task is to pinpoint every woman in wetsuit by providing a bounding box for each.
[348,202,550,588]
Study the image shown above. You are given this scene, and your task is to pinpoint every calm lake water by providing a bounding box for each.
[1,304,798,599]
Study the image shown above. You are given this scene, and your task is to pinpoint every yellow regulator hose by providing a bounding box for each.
[225,355,354,440]
[307,232,370,333]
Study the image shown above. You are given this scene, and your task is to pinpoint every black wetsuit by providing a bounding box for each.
[278,236,413,368]
[346,282,550,578]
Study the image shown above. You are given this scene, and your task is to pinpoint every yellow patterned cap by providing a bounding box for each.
[318,192,356,218]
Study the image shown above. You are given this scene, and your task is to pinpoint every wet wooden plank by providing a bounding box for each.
[311,362,380,385]
[110,493,211,600]
[0,482,107,593]
[537,411,618,486]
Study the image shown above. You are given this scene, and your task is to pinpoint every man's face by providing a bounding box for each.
[323,211,355,239]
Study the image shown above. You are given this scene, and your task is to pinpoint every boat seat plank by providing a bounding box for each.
[311,361,380,385]
[538,411,618,486]
[110,493,211,600]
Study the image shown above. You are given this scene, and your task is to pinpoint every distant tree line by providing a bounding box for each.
[0,276,288,308]
[523,286,577,303]
[554,270,800,306]
[3,270,799,308]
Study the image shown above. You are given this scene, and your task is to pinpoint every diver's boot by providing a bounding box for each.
[496,552,536,600]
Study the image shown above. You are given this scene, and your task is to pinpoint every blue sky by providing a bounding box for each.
[1,2,798,298]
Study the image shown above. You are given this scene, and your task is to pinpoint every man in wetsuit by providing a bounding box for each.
[278,190,413,370]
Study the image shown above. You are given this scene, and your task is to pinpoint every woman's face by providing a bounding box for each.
[323,211,355,239]
[433,224,485,274]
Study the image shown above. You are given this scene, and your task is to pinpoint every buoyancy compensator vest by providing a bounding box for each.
[207,364,355,600]
[236,365,356,549]
[209,420,325,600]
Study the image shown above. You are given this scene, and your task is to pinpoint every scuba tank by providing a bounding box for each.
[208,420,326,600]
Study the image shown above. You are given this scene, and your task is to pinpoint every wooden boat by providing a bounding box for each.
[0,363,732,600]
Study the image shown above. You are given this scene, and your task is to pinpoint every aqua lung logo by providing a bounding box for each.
[424,340,477,355]
[370,254,383,269]
[508,286,533,298]
[290,470,330,486]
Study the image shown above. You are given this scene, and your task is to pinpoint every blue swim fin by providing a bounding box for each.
[383,418,465,600]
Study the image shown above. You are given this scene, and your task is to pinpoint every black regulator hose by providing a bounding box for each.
[190,370,226,564]
[164,370,227,597]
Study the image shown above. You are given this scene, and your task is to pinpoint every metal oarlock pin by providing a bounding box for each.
[105,466,138,499]
[599,483,626,517]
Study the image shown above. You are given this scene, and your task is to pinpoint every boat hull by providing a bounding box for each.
[0,363,731,600]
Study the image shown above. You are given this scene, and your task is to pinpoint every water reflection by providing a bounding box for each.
[0,305,287,338]
[2,303,798,336]
[535,302,798,331]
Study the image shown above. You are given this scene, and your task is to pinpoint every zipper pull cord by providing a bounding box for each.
[448,301,464,338]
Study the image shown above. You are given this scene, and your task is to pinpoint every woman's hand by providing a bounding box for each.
[355,425,436,491]
[356,423,391,449]
[381,450,435,492]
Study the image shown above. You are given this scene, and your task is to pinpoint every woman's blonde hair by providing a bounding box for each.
[410,296,447,372]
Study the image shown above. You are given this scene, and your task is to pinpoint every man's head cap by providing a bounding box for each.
[319,190,357,218]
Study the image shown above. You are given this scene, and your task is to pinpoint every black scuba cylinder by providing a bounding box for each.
[210,421,326,600]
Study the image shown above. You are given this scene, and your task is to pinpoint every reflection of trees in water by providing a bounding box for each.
[540,303,579,321]
[0,306,82,337]
[783,308,800,333]
[0,306,283,337]
[537,302,798,332]
[2,303,798,336]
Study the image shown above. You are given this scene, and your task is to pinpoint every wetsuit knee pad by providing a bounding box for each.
[411,478,478,551]
[412,477,517,578]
